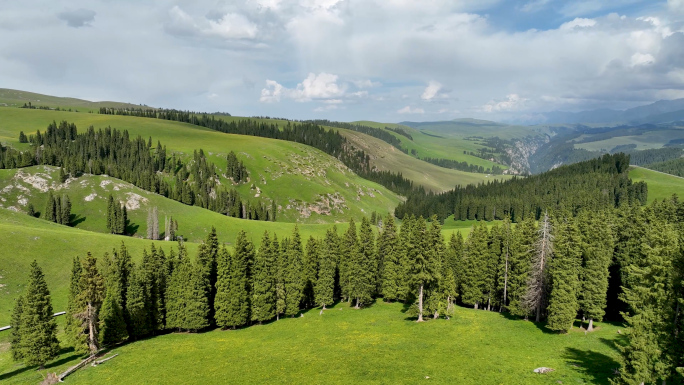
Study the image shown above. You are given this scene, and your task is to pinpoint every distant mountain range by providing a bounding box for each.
[539,98,684,125]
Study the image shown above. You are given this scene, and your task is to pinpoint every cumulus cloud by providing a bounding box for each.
[481,94,528,113]
[352,79,381,88]
[559,17,597,31]
[58,9,95,28]
[421,81,443,100]
[166,6,257,40]
[260,72,346,103]
[398,106,425,114]
[631,52,655,66]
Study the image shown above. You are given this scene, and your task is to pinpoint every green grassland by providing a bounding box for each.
[354,120,506,170]
[0,108,401,224]
[1,300,622,385]
[574,128,684,152]
[629,166,684,203]
[0,88,145,112]
[337,128,510,192]
[0,166,353,244]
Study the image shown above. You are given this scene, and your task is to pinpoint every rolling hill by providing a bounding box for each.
[0,88,147,112]
[0,108,401,224]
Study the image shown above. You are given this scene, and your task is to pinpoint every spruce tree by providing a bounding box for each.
[19,261,60,368]
[351,217,376,308]
[126,264,151,339]
[524,211,554,322]
[507,217,537,317]
[397,215,415,302]
[65,256,85,351]
[409,217,438,321]
[423,217,447,319]
[578,211,615,331]
[546,215,581,333]
[106,195,115,233]
[61,195,71,225]
[285,226,304,317]
[166,242,190,331]
[218,231,253,328]
[273,235,286,320]
[302,236,320,308]
[316,227,337,309]
[252,231,276,323]
[448,231,464,302]
[196,227,219,325]
[99,285,128,346]
[44,190,55,223]
[379,215,401,301]
[495,218,512,311]
[616,217,679,385]
[461,222,490,309]
[10,295,25,362]
[78,253,105,355]
[340,219,358,303]
[185,260,211,331]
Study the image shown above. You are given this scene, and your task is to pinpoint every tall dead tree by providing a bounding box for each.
[524,211,553,322]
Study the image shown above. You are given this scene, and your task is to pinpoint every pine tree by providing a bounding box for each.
[44,190,55,223]
[461,222,489,309]
[285,226,304,317]
[19,261,60,368]
[10,295,25,362]
[217,231,253,328]
[77,253,105,355]
[423,217,447,319]
[410,217,439,321]
[99,284,128,346]
[578,211,615,331]
[351,217,376,308]
[185,260,211,331]
[65,257,85,351]
[546,215,581,332]
[196,228,219,325]
[495,218,513,311]
[316,227,337,309]
[61,195,71,225]
[273,235,286,320]
[106,195,115,233]
[252,232,276,323]
[508,217,537,317]
[397,215,415,301]
[339,219,358,302]
[126,264,151,339]
[379,215,401,301]
[524,211,554,322]
[615,217,679,385]
[166,242,190,331]
[302,236,320,308]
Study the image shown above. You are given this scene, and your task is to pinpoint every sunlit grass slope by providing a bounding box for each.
[0,108,400,223]
[629,166,684,203]
[1,301,622,385]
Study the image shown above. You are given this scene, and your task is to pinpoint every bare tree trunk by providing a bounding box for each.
[587,318,594,332]
[524,211,553,323]
[354,298,360,309]
[474,303,478,310]
[87,302,98,355]
[417,283,424,322]
[487,297,491,311]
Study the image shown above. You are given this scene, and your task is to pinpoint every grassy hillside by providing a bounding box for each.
[354,120,505,170]
[629,166,684,203]
[337,128,510,192]
[0,88,145,112]
[0,108,401,224]
[1,301,622,385]
[0,166,352,243]
[574,128,684,152]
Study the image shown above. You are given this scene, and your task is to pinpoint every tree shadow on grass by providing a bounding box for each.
[0,347,81,381]
[498,311,557,334]
[563,347,619,385]
[70,213,86,226]
[126,222,139,236]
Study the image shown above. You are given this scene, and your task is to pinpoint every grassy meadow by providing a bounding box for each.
[0,108,401,224]
[1,301,623,385]
[629,166,684,203]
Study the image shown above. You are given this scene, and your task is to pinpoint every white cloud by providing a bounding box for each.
[421,80,443,100]
[630,52,655,66]
[166,6,257,40]
[559,18,597,31]
[352,79,381,88]
[259,72,346,102]
[668,0,684,12]
[481,94,528,112]
[398,106,425,114]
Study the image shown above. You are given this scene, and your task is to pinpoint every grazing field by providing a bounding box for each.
[338,128,510,192]
[0,108,401,223]
[0,166,349,243]
[0,301,622,385]
[574,129,684,152]
[0,88,144,112]
[629,166,684,203]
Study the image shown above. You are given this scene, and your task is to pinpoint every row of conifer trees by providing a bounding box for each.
[9,199,684,383]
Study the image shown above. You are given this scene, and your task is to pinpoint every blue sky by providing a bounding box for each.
[1,0,683,123]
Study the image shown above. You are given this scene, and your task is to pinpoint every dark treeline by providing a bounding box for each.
[10,200,684,383]
[44,190,71,226]
[305,119,409,151]
[4,121,273,222]
[644,157,684,177]
[396,153,647,223]
[421,156,504,175]
[97,108,418,196]
[626,147,683,165]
